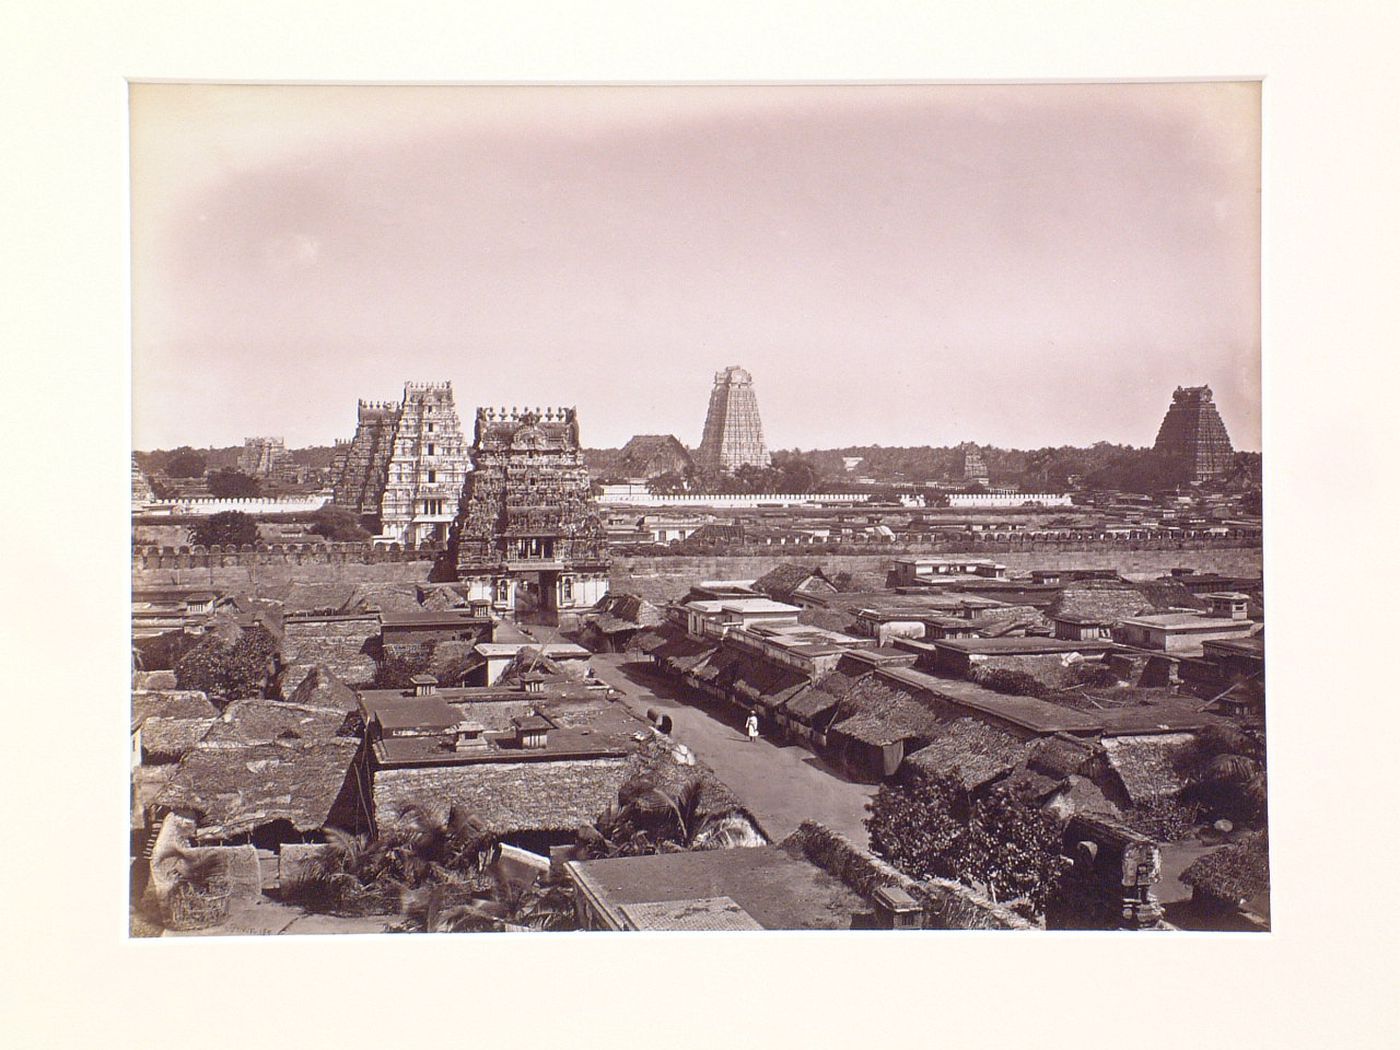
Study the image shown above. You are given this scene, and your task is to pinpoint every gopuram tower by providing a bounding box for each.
[1152,385,1235,484]
[445,406,610,623]
[695,366,771,473]
[330,381,469,543]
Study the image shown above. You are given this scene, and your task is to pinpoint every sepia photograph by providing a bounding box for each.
[129,81,1268,936]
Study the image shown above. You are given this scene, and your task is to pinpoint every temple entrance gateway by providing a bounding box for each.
[444,406,611,626]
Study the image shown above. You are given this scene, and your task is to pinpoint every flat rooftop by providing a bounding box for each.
[567,843,870,930]
[380,610,491,627]
[932,637,1118,655]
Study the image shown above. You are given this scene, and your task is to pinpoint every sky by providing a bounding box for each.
[131,82,1260,453]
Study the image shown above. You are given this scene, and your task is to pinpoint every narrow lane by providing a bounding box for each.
[590,653,877,847]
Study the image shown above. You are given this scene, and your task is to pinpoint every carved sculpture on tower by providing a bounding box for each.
[330,381,469,543]
[444,406,610,622]
[695,366,771,473]
[1152,385,1235,484]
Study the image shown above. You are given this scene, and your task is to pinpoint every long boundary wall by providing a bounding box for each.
[132,539,1261,591]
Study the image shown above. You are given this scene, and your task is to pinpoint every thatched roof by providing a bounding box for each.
[199,700,355,747]
[754,563,833,603]
[132,765,176,830]
[730,657,809,714]
[591,592,664,628]
[607,574,692,604]
[1027,734,1100,779]
[1181,837,1270,902]
[904,718,1030,791]
[344,582,424,614]
[286,665,360,712]
[1101,733,1194,805]
[273,581,361,614]
[829,673,948,747]
[140,716,218,763]
[1134,580,1208,612]
[1049,584,1155,624]
[416,583,470,611]
[785,667,863,724]
[796,605,859,634]
[157,737,360,842]
[496,647,591,684]
[624,735,746,819]
[132,689,218,732]
[373,757,632,835]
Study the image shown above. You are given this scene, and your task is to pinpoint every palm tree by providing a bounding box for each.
[1178,724,1267,825]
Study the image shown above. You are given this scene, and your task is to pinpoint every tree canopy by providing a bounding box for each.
[190,510,259,548]
[867,773,1071,915]
[207,469,261,498]
[308,504,372,543]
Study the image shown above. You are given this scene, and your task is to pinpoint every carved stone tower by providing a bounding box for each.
[446,406,610,622]
[379,382,469,545]
[1152,385,1235,484]
[695,366,770,473]
[331,381,469,542]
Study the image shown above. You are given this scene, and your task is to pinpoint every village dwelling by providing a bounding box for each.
[681,596,803,641]
[927,636,1118,685]
[355,674,660,854]
[378,608,495,656]
[751,563,840,606]
[1113,593,1258,654]
[1178,636,1265,715]
[891,557,1008,587]
[565,820,1030,931]
[577,592,664,653]
[152,700,366,849]
[852,594,1016,645]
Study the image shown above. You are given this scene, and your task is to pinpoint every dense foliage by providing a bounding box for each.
[206,469,261,498]
[189,510,259,548]
[572,776,760,859]
[867,773,1070,915]
[308,504,372,542]
[162,447,208,478]
[1175,724,1268,826]
[173,628,277,702]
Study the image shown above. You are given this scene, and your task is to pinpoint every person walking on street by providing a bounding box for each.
[745,709,759,744]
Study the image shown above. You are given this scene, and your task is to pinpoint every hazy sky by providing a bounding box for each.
[131,83,1260,452]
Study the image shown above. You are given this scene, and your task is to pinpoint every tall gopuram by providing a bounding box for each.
[330,381,469,543]
[961,444,990,486]
[695,366,771,473]
[446,406,610,623]
[131,454,155,505]
[238,436,287,478]
[1152,385,1236,484]
[379,382,470,545]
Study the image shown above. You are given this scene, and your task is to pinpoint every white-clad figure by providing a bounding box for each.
[745,710,759,744]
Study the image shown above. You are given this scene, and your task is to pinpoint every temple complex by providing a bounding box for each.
[961,444,990,486]
[331,382,470,543]
[238,436,287,478]
[1152,385,1235,484]
[618,434,693,479]
[131,455,155,505]
[695,366,770,473]
[447,406,610,623]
